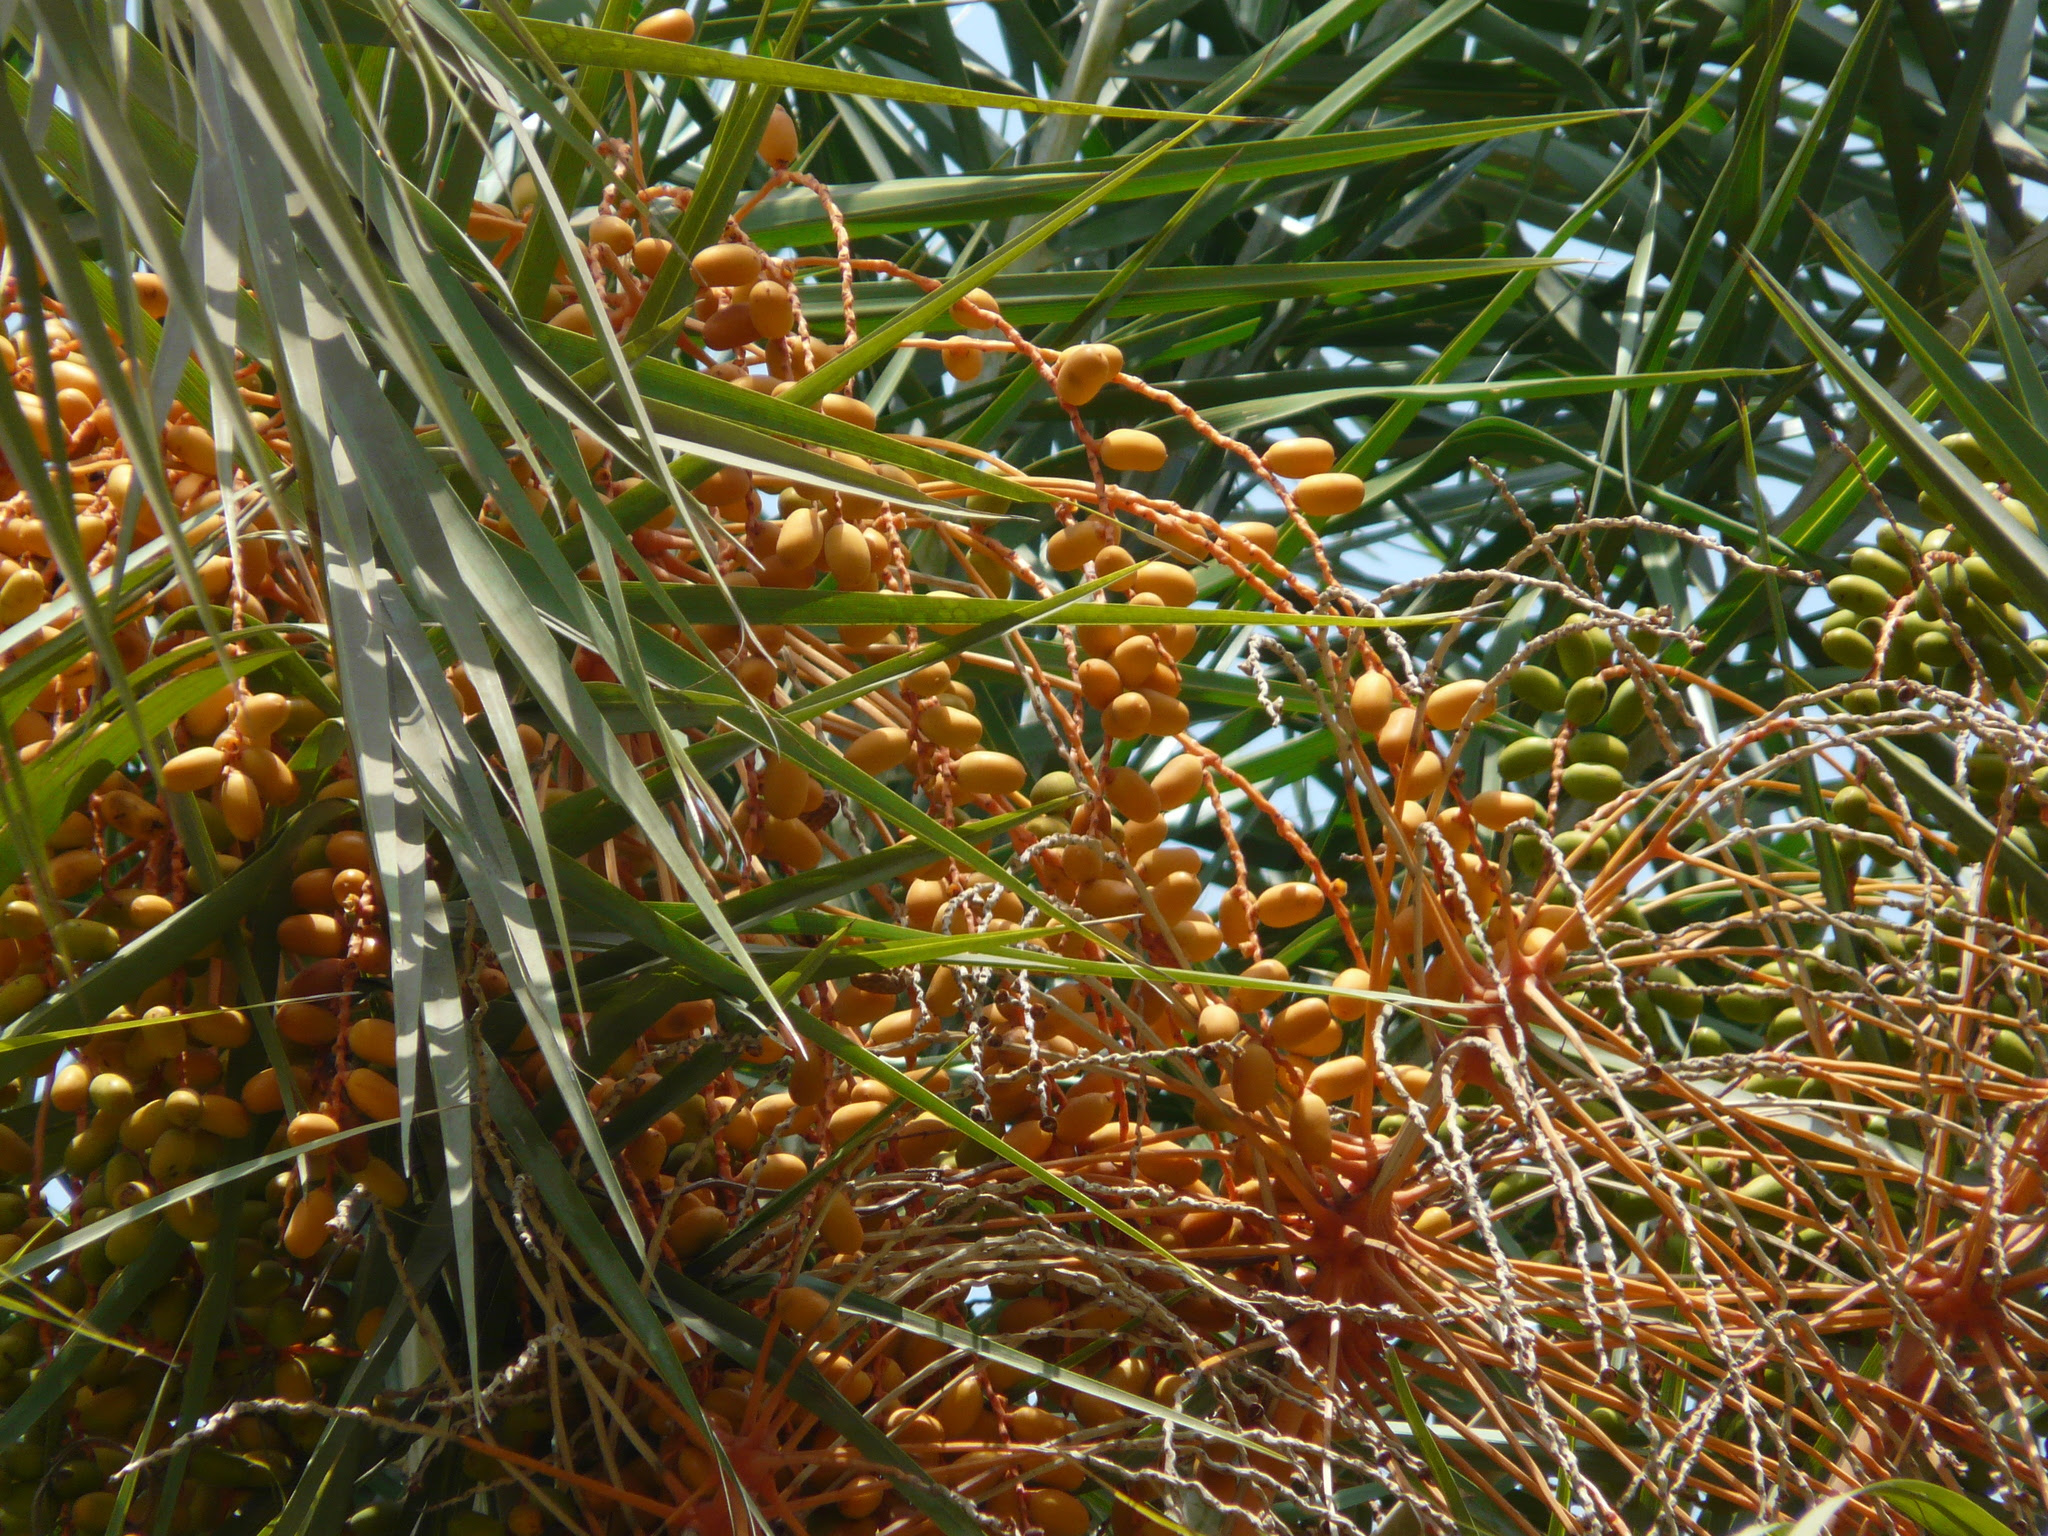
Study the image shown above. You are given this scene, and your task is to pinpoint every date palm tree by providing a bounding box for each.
[0,0,2045,1533]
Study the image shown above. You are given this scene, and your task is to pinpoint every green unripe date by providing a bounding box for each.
[1555,626,1612,681]
[1566,732,1630,772]
[1820,627,1876,670]
[1489,1170,1551,1208]
[1848,546,1912,595]
[1598,678,1644,736]
[1719,989,1774,1025]
[1830,785,1870,828]
[1963,555,2011,605]
[1563,675,1609,727]
[1990,1028,2035,1075]
[1645,965,1701,1019]
[1916,627,1962,668]
[1510,665,1566,713]
[1498,737,1556,782]
[1827,574,1894,618]
[1561,763,1625,802]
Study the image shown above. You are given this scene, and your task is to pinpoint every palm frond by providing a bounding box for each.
[2,1,2047,1534]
